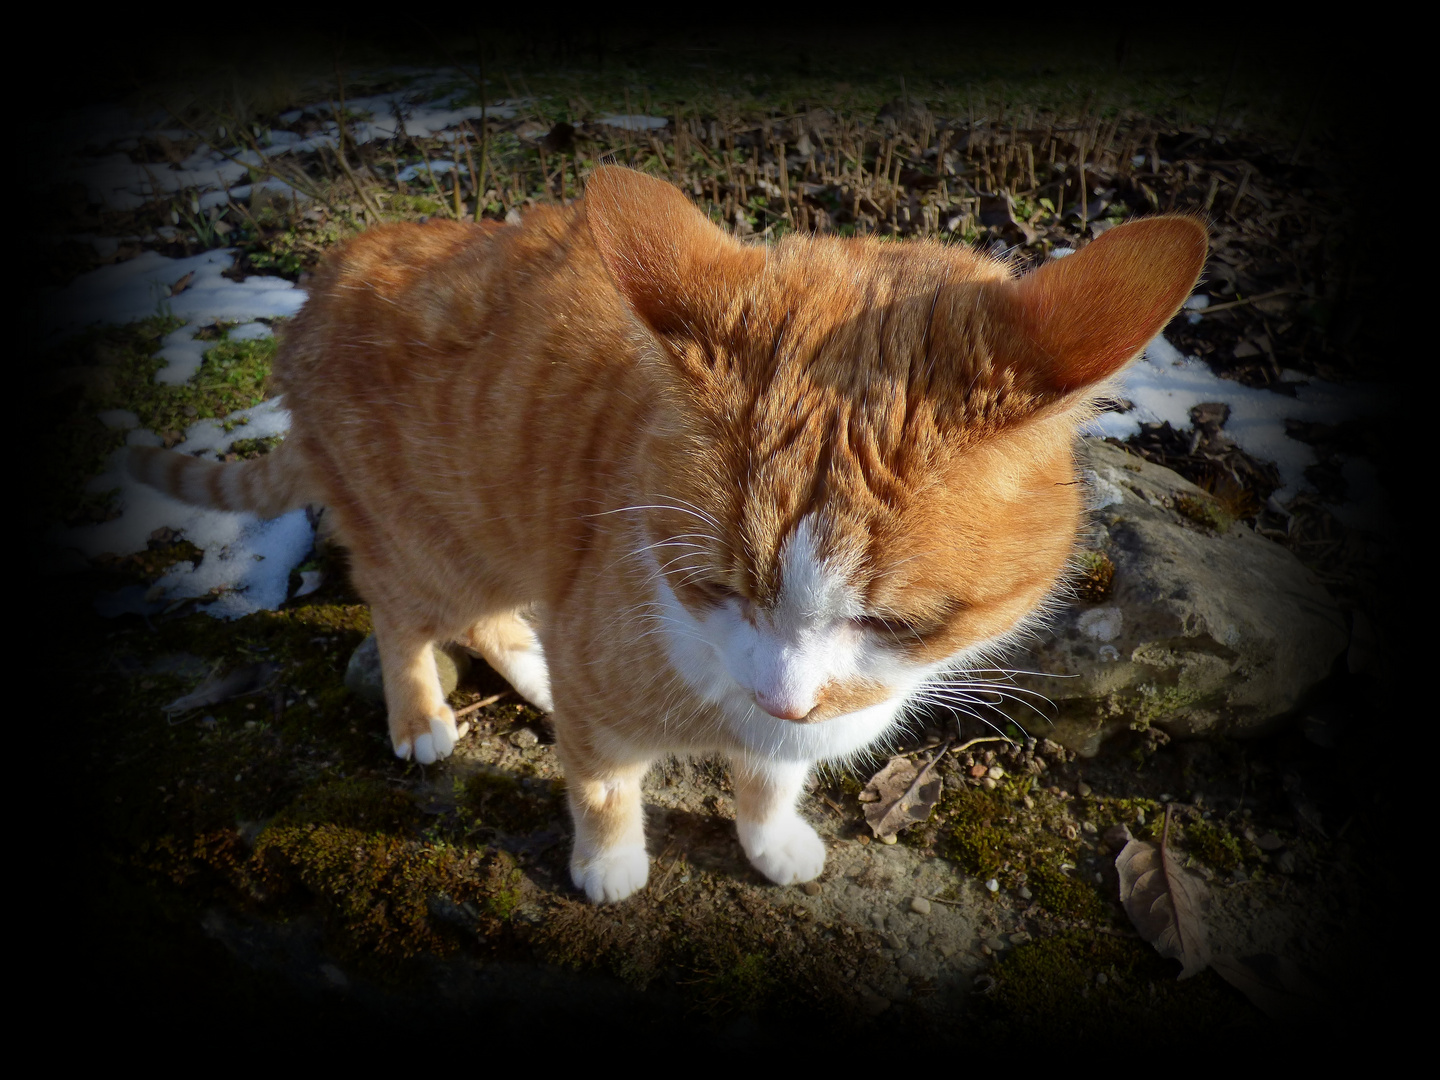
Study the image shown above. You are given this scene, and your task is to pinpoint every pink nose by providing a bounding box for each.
[754,690,809,721]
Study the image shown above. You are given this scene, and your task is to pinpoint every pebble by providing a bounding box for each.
[1018,886,1033,901]
[802,881,821,896]
[1256,832,1284,851]
[909,896,931,915]
[1022,795,1035,810]
[985,878,1000,893]
[880,833,898,845]
[510,728,539,748]
[1009,931,1032,946]
[1277,851,1297,874]
[1081,820,1098,834]
[856,833,870,845]
[1095,972,1108,985]
[1077,781,1092,797]
[984,936,1008,952]
[981,778,998,791]
[987,765,1005,781]
[1103,824,1133,848]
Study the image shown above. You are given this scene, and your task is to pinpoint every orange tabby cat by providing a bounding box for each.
[130,166,1205,903]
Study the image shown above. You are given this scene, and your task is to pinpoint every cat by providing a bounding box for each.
[130,165,1205,903]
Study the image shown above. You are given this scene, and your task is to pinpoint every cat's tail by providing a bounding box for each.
[127,442,310,518]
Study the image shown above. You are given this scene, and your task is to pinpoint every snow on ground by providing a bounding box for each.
[50,77,1382,622]
[1083,329,1383,525]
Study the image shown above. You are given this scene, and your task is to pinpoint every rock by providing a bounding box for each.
[1017,886,1033,900]
[1009,931,1032,946]
[1012,439,1348,755]
[984,936,1008,952]
[1256,832,1284,851]
[1081,820,1098,834]
[1077,781,1092,797]
[802,881,821,896]
[1103,824,1134,849]
[344,635,471,707]
[910,896,931,915]
[1277,850,1297,874]
[510,728,539,748]
[986,765,1005,780]
[880,833,898,845]
[985,878,1000,893]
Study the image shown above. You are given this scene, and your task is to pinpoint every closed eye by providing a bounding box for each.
[855,599,965,641]
[691,580,740,606]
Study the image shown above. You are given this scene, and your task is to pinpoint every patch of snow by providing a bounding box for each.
[1083,334,1383,507]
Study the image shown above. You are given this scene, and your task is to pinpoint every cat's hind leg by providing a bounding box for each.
[371,607,462,764]
[733,756,826,885]
[458,609,553,712]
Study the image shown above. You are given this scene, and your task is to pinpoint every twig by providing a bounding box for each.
[956,735,1014,753]
[454,691,509,719]
[1199,287,1296,314]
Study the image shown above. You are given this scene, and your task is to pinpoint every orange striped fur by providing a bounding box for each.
[130,167,1205,902]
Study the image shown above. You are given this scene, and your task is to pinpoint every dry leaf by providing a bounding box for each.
[163,662,279,715]
[1211,953,1326,1023]
[1115,809,1211,978]
[169,271,195,297]
[862,751,945,838]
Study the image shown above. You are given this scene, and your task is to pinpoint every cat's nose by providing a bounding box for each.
[754,689,810,721]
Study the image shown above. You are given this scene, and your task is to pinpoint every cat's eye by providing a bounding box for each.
[692,580,739,605]
[855,614,921,638]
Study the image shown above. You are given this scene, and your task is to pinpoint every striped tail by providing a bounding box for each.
[127,442,309,518]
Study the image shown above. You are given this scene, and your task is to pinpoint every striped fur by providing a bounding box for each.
[127,166,1204,903]
[127,441,309,517]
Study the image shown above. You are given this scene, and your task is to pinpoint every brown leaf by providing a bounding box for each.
[862,750,945,838]
[1115,809,1211,978]
[163,662,280,715]
[1211,954,1326,1023]
[169,271,195,297]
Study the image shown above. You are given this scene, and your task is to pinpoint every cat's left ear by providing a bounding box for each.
[991,215,1208,394]
[584,165,762,335]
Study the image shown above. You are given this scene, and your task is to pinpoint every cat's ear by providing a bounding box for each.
[584,165,760,334]
[994,216,1207,394]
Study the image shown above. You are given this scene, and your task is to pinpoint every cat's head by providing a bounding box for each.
[585,166,1205,727]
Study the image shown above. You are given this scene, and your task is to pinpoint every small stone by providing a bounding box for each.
[969,764,988,778]
[1095,972,1108,985]
[985,878,999,893]
[938,943,956,959]
[319,963,348,989]
[1103,824,1133,848]
[980,944,993,956]
[1277,851,1297,874]
[1256,832,1284,851]
[1018,886,1033,901]
[987,765,1005,780]
[1022,795,1035,810]
[984,936,1008,952]
[981,777,998,791]
[1009,931,1032,946]
[1077,781,1092,797]
[1081,820,1098,834]
[802,881,821,896]
[910,896,931,915]
[510,727,539,748]
[1159,793,1173,802]
[857,834,870,845]
[881,833,898,845]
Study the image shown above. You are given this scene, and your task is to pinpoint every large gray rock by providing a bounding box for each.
[1009,439,1348,756]
[344,635,470,707]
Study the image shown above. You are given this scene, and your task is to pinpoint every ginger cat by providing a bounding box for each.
[130,166,1205,903]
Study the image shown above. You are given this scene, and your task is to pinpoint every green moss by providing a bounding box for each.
[936,784,1110,920]
[456,768,564,836]
[254,824,517,957]
[978,931,1259,1041]
[1073,550,1116,602]
[1180,819,1246,872]
[1173,492,1234,533]
[273,776,417,832]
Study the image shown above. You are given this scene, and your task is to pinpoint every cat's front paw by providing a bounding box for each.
[738,814,826,886]
[571,844,650,904]
[392,710,467,764]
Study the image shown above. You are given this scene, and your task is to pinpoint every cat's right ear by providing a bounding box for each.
[584,166,761,335]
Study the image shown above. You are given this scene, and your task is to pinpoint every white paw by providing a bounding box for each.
[393,715,460,764]
[738,814,826,886]
[571,844,650,904]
